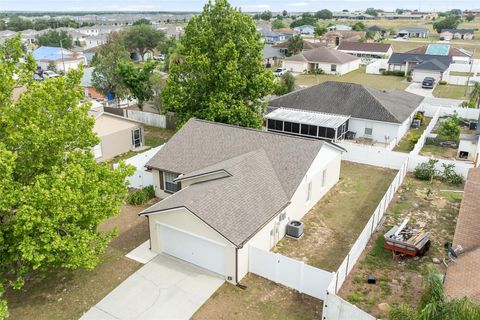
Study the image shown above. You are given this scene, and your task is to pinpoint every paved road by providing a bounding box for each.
[81,254,224,320]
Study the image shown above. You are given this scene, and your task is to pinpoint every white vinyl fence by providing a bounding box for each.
[365,59,388,75]
[445,75,480,86]
[125,110,167,128]
[410,110,440,156]
[249,246,334,300]
[449,60,480,73]
[420,104,480,120]
[116,145,163,188]
[324,293,376,320]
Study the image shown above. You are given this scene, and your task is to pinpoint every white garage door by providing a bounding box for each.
[158,224,226,275]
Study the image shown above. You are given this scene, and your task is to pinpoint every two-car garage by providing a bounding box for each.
[158,224,227,276]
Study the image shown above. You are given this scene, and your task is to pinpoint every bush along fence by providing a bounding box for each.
[321,159,409,320]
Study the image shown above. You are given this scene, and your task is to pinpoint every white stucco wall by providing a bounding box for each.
[283,60,307,73]
[412,69,443,82]
[147,207,237,283]
[348,118,402,145]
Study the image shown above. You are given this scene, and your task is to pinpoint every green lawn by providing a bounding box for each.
[295,67,409,90]
[449,71,475,77]
[394,117,432,153]
[433,84,469,100]
[420,144,458,160]
[274,161,397,271]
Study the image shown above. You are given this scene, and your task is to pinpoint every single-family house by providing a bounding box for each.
[444,168,480,303]
[267,81,424,146]
[263,45,282,67]
[327,25,352,32]
[293,25,315,35]
[396,27,429,38]
[282,46,361,75]
[81,67,105,100]
[457,115,480,162]
[440,29,475,41]
[32,46,87,73]
[337,41,393,59]
[139,118,344,283]
[406,44,472,64]
[366,25,389,38]
[91,107,144,162]
[272,39,325,56]
[275,28,297,39]
[387,53,452,82]
[322,30,366,47]
[84,34,108,49]
[260,30,286,44]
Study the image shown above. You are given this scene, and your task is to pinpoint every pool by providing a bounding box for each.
[426,44,450,56]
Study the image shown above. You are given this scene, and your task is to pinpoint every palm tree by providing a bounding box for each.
[389,268,480,320]
[287,35,304,55]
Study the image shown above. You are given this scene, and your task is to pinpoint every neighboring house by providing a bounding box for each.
[327,25,352,32]
[366,25,389,38]
[91,107,144,162]
[140,118,344,283]
[84,34,108,49]
[440,29,475,41]
[444,168,480,303]
[262,45,282,67]
[282,46,361,75]
[322,30,366,47]
[332,12,375,20]
[260,30,286,44]
[267,81,424,146]
[272,39,325,56]
[81,67,105,100]
[275,28,297,39]
[293,25,315,35]
[387,53,452,82]
[396,27,429,38]
[32,46,87,73]
[20,29,41,46]
[406,44,472,64]
[337,41,393,59]
[457,116,480,161]
[0,30,17,44]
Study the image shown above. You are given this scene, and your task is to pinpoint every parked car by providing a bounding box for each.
[422,77,436,89]
[42,70,59,78]
[273,68,287,76]
[33,74,43,81]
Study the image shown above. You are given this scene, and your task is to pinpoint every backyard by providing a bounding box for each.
[433,84,470,101]
[295,66,410,90]
[274,161,397,271]
[394,116,432,153]
[193,274,322,320]
[338,175,463,319]
[419,116,463,160]
[5,201,158,320]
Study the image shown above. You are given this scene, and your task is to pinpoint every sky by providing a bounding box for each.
[0,0,479,12]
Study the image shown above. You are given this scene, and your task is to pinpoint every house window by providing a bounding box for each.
[132,128,142,148]
[267,119,283,131]
[301,124,309,135]
[364,127,373,136]
[306,181,312,202]
[308,125,317,137]
[331,64,337,72]
[164,172,179,193]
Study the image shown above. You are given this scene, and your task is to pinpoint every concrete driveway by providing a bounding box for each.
[81,254,224,320]
[406,82,434,97]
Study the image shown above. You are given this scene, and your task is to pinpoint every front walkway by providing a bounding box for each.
[81,254,224,320]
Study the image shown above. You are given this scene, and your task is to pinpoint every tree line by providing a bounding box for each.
[0,16,94,32]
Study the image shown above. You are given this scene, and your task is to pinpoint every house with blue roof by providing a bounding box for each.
[32,46,87,73]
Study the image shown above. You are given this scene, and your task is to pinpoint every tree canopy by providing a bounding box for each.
[314,25,328,37]
[162,0,274,128]
[0,36,132,318]
[92,32,130,100]
[465,14,475,22]
[133,18,152,25]
[117,60,157,110]
[36,30,73,48]
[259,11,272,21]
[123,24,165,61]
[433,15,461,33]
[365,8,379,17]
[272,18,286,30]
[315,9,332,20]
[287,34,304,55]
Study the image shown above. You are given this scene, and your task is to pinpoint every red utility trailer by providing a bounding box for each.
[384,218,431,257]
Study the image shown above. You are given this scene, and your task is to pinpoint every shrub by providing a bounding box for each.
[437,118,460,141]
[407,132,420,149]
[441,163,463,185]
[438,80,447,85]
[273,72,295,96]
[414,159,438,181]
[406,75,412,82]
[413,112,425,125]
[308,68,324,75]
[126,185,155,205]
[381,70,405,77]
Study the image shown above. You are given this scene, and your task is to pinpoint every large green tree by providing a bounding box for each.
[123,24,165,61]
[162,0,274,128]
[0,36,132,318]
[117,60,157,110]
[315,9,333,20]
[92,32,130,100]
[287,34,304,55]
[36,30,73,48]
[433,16,461,33]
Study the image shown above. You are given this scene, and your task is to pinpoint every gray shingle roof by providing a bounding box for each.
[441,29,474,34]
[337,41,392,53]
[411,59,449,71]
[285,47,360,64]
[399,27,429,33]
[142,149,290,247]
[142,119,331,246]
[388,53,452,67]
[268,81,424,124]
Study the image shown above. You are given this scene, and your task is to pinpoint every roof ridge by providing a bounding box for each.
[190,118,325,144]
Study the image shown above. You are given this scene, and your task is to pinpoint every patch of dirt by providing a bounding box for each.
[193,274,322,320]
